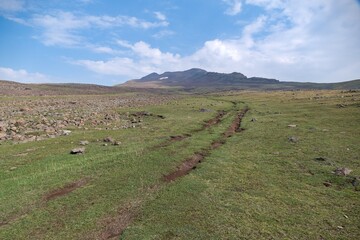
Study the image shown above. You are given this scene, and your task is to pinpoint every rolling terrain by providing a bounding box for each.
[0,86,359,239]
[121,68,360,90]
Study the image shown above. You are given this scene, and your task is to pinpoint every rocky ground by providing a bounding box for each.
[0,93,177,143]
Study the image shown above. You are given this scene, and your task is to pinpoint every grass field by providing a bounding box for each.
[0,90,359,239]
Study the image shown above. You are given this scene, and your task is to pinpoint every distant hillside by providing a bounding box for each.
[0,80,127,96]
[120,68,360,90]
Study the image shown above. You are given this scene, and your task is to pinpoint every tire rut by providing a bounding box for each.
[163,107,248,182]
[153,109,228,149]
[96,107,249,238]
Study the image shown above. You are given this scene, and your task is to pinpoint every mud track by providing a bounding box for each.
[96,107,248,238]
[0,178,90,228]
[163,107,248,182]
[154,109,227,149]
[196,110,227,132]
[44,178,89,201]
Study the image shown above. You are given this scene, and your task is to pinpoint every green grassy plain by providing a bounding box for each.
[0,90,359,239]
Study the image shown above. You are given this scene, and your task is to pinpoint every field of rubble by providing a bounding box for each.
[0,93,177,143]
[0,89,359,239]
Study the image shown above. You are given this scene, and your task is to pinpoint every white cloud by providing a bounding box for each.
[74,0,360,83]
[0,0,24,12]
[223,0,242,15]
[0,67,50,83]
[90,46,122,55]
[152,30,175,38]
[9,11,169,47]
[154,11,166,21]
[74,41,182,78]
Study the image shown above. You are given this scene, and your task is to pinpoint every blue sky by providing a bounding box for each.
[0,0,359,85]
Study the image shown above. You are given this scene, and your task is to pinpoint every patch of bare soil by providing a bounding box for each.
[153,109,227,149]
[44,178,89,201]
[97,205,137,239]
[155,134,192,148]
[202,110,227,130]
[223,108,249,138]
[163,153,206,182]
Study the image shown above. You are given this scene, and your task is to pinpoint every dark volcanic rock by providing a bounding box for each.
[103,136,115,143]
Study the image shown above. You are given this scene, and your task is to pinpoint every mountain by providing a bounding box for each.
[120,68,360,90]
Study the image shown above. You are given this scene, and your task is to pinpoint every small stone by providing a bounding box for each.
[79,140,89,146]
[0,132,7,139]
[288,124,297,128]
[334,167,352,176]
[323,181,332,187]
[103,136,114,143]
[62,130,72,136]
[251,118,257,122]
[9,167,17,171]
[351,176,360,186]
[113,141,121,146]
[337,226,344,230]
[103,143,108,146]
[288,136,298,143]
[315,157,327,162]
[70,147,85,154]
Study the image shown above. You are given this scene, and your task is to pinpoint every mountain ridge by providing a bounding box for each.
[121,68,360,90]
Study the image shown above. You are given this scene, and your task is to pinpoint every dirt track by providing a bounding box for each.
[96,107,249,239]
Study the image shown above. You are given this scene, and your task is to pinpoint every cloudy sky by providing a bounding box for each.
[0,0,359,85]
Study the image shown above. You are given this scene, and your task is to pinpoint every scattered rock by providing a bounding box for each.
[333,167,352,176]
[337,104,346,108]
[62,130,72,136]
[156,114,165,119]
[288,124,297,128]
[131,111,152,117]
[79,140,89,146]
[0,132,6,139]
[113,141,121,146]
[250,118,257,122]
[288,136,299,143]
[103,143,108,146]
[315,157,327,162]
[103,136,115,143]
[70,147,85,154]
[351,176,360,187]
[323,181,332,187]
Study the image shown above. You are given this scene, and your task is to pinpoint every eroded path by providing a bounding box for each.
[1,97,249,240]
[95,106,249,239]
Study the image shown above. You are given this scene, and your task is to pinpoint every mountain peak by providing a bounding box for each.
[123,68,281,88]
[185,68,207,73]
